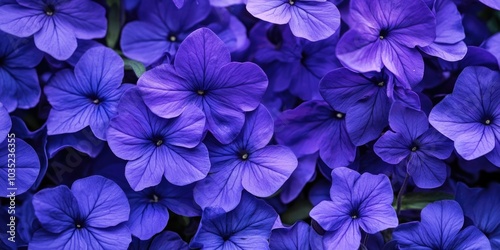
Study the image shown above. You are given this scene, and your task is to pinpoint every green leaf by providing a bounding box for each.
[124,59,146,78]
[281,199,313,225]
[394,192,454,211]
[106,0,121,49]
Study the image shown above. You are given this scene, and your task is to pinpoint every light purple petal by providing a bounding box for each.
[34,17,77,60]
[162,144,210,186]
[374,131,411,164]
[0,4,44,36]
[322,221,361,250]
[241,145,298,197]
[246,0,292,25]
[32,186,79,233]
[71,175,130,228]
[336,30,383,73]
[288,1,340,41]
[194,164,243,211]
[174,28,231,87]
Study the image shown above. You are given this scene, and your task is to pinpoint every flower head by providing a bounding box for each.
[138,28,267,144]
[190,193,278,249]
[107,88,210,191]
[0,0,107,60]
[375,103,453,188]
[275,100,356,169]
[30,176,131,250]
[194,105,297,211]
[310,167,398,250]
[337,0,436,85]
[45,47,132,141]
[429,66,500,165]
[126,180,200,240]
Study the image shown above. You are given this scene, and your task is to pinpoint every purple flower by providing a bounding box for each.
[138,28,267,144]
[310,167,398,250]
[246,0,340,42]
[0,103,10,143]
[194,105,297,211]
[252,24,341,100]
[0,139,40,197]
[337,0,436,85]
[45,47,132,141]
[0,0,107,60]
[320,68,392,146]
[456,183,500,249]
[126,180,200,240]
[0,31,43,112]
[107,88,210,191]
[29,176,131,250]
[393,200,491,250]
[121,0,210,65]
[419,0,467,62]
[374,103,453,188]
[275,101,356,169]
[429,66,500,165]
[150,231,188,250]
[190,193,278,249]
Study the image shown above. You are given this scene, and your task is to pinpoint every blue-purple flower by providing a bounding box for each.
[275,101,356,169]
[29,175,131,250]
[150,231,188,250]
[190,193,278,249]
[107,88,210,191]
[0,0,107,60]
[126,180,200,240]
[393,200,491,250]
[45,47,132,141]
[337,0,436,85]
[429,66,500,166]
[194,105,297,211]
[138,28,268,144]
[270,221,322,250]
[310,167,398,250]
[246,0,340,42]
[320,68,392,146]
[375,103,453,188]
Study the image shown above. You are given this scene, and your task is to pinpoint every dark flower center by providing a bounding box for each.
[44,4,55,16]
[88,94,102,105]
[197,90,205,96]
[333,111,345,119]
[239,150,249,161]
[379,29,389,40]
[411,146,418,152]
[289,0,296,5]
[267,25,283,49]
[168,34,177,42]
[155,139,163,147]
[377,81,384,87]
[74,219,85,229]
[150,194,159,203]
[484,118,492,125]
[349,210,359,219]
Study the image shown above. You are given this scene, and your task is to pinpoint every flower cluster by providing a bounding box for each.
[1,0,500,249]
